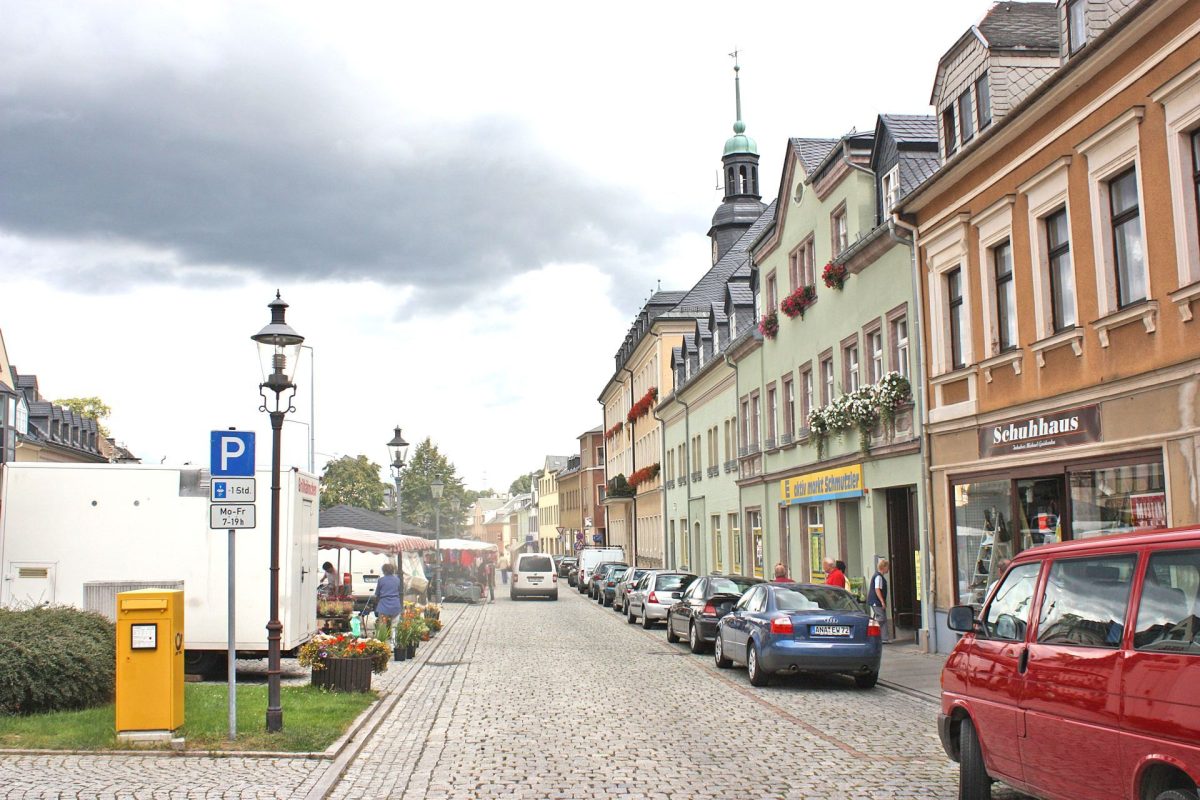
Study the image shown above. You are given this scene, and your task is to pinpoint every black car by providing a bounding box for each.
[597,565,629,607]
[665,574,763,653]
[588,562,627,599]
[558,557,577,580]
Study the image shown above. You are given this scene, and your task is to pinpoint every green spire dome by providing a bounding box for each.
[723,63,758,156]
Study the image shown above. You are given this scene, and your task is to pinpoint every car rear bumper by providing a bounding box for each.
[695,617,720,641]
[644,603,671,620]
[759,639,882,674]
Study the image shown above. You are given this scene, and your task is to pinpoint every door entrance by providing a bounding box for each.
[885,488,919,639]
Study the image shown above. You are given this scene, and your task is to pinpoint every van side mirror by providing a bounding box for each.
[947,605,978,633]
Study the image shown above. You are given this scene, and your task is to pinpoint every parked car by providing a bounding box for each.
[627,571,696,629]
[587,562,627,600]
[665,574,763,653]
[714,583,880,688]
[939,527,1200,800]
[576,547,626,594]
[567,564,580,588]
[558,557,577,580]
[598,565,629,606]
[613,568,650,613]
[510,552,558,601]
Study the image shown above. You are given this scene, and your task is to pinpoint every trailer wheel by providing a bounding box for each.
[184,650,228,679]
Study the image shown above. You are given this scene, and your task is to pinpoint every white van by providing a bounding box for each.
[576,546,625,594]
[511,552,558,600]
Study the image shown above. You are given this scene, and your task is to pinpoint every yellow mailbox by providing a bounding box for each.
[115,589,184,735]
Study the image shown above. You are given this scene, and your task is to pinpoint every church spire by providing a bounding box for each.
[708,52,765,265]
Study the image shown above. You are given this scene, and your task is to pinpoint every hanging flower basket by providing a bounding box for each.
[625,387,659,424]
[780,285,817,319]
[758,311,779,339]
[822,262,848,290]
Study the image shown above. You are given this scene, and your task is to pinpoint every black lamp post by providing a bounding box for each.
[431,478,444,601]
[387,426,410,600]
[251,291,304,734]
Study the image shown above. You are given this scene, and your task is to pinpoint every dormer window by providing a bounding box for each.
[943,107,957,157]
[1067,0,1087,54]
[958,90,975,145]
[976,73,992,130]
[713,326,720,352]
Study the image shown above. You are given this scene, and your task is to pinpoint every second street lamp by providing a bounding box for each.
[251,291,304,734]
[431,478,444,602]
[386,426,409,600]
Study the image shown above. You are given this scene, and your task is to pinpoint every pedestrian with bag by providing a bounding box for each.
[868,559,890,643]
[372,562,403,641]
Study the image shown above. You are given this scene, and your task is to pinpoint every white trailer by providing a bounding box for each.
[0,462,320,672]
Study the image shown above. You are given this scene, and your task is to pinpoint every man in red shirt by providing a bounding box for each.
[824,557,847,589]
[771,563,791,583]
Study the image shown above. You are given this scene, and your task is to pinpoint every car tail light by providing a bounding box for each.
[770,617,794,635]
[607,581,615,587]
[648,591,658,604]
[513,574,519,584]
[702,602,717,617]
[552,574,558,582]
[868,620,881,638]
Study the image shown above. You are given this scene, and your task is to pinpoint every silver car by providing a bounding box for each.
[626,571,696,629]
[612,568,649,614]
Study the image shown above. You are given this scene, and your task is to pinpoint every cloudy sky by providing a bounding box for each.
[1,0,993,489]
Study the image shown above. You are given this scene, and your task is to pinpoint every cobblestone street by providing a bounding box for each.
[0,591,1033,799]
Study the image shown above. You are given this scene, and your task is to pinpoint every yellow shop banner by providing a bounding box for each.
[780,464,864,505]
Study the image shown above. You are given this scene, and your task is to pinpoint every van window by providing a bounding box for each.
[519,556,553,572]
[1036,555,1136,648]
[1134,549,1200,655]
[982,562,1040,641]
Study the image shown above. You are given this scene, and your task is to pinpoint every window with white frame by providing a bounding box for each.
[867,327,884,383]
[974,195,1016,358]
[923,217,971,375]
[783,376,795,437]
[958,90,974,145]
[976,73,992,130]
[1046,209,1077,331]
[766,386,777,444]
[947,267,967,370]
[843,339,860,391]
[821,356,834,405]
[881,167,900,215]
[1077,108,1148,319]
[766,271,778,312]
[1067,0,1087,54]
[831,206,848,256]
[801,366,814,424]
[994,240,1017,351]
[1021,156,1078,341]
[1156,65,1200,292]
[891,314,910,378]
[943,106,957,158]
[750,393,761,448]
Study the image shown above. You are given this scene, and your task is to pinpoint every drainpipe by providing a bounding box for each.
[890,214,937,654]
[620,366,638,566]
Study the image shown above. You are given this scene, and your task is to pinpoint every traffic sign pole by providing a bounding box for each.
[228,528,236,741]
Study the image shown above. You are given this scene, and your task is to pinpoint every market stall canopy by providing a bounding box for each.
[318,526,436,554]
[436,538,499,552]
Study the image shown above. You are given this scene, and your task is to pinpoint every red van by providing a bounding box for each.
[939,527,1200,800]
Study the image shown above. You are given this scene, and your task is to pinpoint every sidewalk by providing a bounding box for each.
[878,642,947,702]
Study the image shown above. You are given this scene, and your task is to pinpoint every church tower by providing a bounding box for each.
[708,57,766,264]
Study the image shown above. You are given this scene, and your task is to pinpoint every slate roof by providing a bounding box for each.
[319,504,431,536]
[790,138,839,174]
[900,152,942,198]
[673,201,777,313]
[879,114,939,145]
[728,283,754,305]
[978,2,1059,51]
[543,455,569,472]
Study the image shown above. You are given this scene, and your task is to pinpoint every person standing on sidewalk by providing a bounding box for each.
[868,560,890,642]
[823,558,847,589]
[484,560,496,602]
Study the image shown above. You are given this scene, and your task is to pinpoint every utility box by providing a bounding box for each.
[115,589,184,737]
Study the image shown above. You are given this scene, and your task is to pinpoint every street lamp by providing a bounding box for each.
[386,426,410,601]
[251,291,304,734]
[431,478,445,601]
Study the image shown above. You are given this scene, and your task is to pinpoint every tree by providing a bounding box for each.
[400,438,468,536]
[54,396,113,437]
[320,455,388,510]
[509,471,538,495]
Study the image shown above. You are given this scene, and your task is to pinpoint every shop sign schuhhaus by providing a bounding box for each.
[978,404,1101,459]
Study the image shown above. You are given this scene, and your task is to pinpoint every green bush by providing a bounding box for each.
[0,606,116,715]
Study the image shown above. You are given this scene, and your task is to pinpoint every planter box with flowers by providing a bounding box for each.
[806,372,912,458]
[627,462,661,489]
[626,387,659,425]
[780,285,817,319]
[822,261,848,290]
[758,311,779,339]
[605,421,623,441]
[299,634,392,692]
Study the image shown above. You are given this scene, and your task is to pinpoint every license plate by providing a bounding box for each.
[529,577,542,583]
[811,625,851,637]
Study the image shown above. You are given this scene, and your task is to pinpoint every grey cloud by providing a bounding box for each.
[0,6,692,311]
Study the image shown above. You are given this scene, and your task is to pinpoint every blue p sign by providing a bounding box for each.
[210,431,256,477]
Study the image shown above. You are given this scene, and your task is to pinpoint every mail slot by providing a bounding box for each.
[115,589,184,735]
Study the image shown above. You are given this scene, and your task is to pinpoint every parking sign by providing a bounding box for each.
[210,431,256,477]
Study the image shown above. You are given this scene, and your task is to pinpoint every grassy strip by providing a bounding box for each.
[0,683,376,752]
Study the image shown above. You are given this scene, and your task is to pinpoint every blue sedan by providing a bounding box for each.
[713,583,882,688]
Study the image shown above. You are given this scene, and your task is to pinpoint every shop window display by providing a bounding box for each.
[1071,462,1166,538]
[954,479,1013,606]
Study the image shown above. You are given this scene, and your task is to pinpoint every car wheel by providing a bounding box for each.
[550,591,558,601]
[641,610,654,629]
[1154,792,1200,800]
[627,606,637,624]
[958,718,992,800]
[509,590,516,601]
[854,670,879,689]
[747,642,770,687]
[688,622,705,654]
[666,619,680,643]
[713,634,732,669]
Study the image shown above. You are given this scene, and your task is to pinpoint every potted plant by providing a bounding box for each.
[758,311,779,340]
[298,633,391,692]
[822,261,848,290]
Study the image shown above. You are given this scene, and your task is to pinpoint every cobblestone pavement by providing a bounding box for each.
[329,589,1031,800]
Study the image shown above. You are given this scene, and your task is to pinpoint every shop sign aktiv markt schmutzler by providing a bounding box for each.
[978,404,1101,459]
